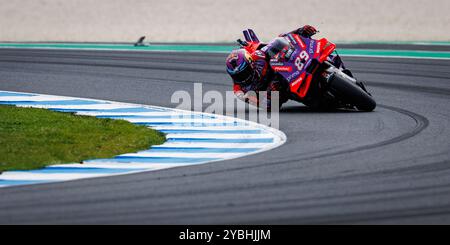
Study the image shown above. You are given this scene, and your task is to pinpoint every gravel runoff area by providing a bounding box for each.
[1,0,449,43]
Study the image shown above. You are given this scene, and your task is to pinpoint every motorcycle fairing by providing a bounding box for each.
[269,33,336,98]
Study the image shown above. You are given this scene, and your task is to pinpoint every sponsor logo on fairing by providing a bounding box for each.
[309,40,315,54]
[291,76,303,87]
[288,34,297,45]
[273,66,292,72]
[285,48,294,60]
[286,70,300,81]
[270,61,285,66]
[316,41,321,54]
[293,34,305,49]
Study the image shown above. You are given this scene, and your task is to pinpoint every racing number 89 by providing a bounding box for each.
[295,51,309,71]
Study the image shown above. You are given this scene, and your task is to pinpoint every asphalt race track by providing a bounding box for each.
[0,45,450,224]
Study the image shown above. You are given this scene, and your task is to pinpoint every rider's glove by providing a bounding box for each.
[296,25,318,38]
[235,90,259,106]
[235,91,246,101]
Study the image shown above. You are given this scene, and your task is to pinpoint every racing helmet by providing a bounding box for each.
[226,49,256,86]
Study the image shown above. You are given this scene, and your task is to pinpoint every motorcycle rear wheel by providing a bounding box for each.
[327,72,376,111]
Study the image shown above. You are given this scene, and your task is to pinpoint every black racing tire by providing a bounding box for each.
[328,72,376,111]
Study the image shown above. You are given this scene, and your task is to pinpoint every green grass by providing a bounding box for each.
[0,105,166,172]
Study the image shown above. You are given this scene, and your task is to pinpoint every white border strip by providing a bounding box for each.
[0,91,286,188]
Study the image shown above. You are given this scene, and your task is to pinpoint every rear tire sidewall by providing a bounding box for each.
[328,72,376,111]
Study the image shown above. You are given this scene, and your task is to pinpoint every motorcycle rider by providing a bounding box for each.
[226,25,320,111]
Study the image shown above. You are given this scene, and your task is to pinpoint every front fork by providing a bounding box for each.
[326,54,371,95]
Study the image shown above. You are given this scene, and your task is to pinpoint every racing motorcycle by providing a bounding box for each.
[237,29,376,111]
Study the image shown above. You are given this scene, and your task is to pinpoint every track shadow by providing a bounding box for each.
[280,105,366,114]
